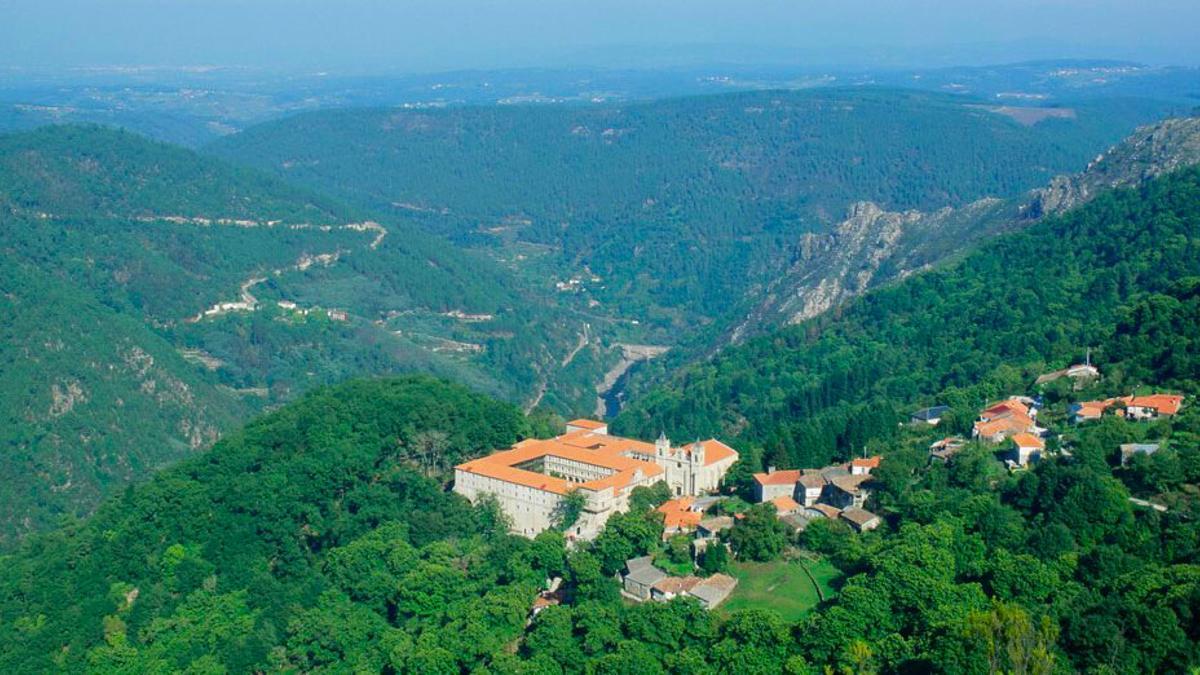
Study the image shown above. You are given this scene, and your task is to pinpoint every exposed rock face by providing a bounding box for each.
[728,116,1200,345]
[728,197,1005,344]
[1025,116,1200,219]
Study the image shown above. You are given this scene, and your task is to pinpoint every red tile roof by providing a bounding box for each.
[657,497,703,530]
[770,496,802,514]
[686,439,739,466]
[455,431,662,495]
[752,469,802,486]
[567,418,608,430]
[1011,432,1045,449]
[851,456,882,469]
[981,398,1030,420]
[1124,394,1184,416]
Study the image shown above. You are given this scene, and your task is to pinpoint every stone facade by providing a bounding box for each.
[454,420,738,540]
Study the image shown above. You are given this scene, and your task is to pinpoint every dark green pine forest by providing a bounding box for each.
[1,130,1199,673]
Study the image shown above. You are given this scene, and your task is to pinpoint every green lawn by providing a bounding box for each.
[720,557,841,621]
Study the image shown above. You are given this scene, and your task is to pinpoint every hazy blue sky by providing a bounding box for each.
[3,1,1199,73]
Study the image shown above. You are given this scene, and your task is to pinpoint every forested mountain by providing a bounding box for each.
[5,159,1200,672]
[720,115,1200,344]
[208,89,1178,335]
[0,254,246,546]
[615,160,1200,473]
[0,125,591,547]
[0,376,542,672]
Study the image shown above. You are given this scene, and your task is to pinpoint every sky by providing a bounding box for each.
[2,0,1199,74]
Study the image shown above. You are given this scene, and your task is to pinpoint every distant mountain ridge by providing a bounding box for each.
[208,88,1176,337]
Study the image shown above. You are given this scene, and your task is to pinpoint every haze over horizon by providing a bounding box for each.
[3,0,1200,76]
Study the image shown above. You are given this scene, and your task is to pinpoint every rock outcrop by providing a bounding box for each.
[727,116,1200,345]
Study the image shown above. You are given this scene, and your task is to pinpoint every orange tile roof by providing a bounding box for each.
[567,418,608,430]
[770,496,801,513]
[1073,399,1116,418]
[753,469,802,486]
[455,430,663,495]
[457,427,737,496]
[1011,432,1045,449]
[685,439,739,466]
[1125,394,1184,416]
[851,456,882,469]
[657,497,704,530]
[974,413,1035,438]
[981,398,1030,420]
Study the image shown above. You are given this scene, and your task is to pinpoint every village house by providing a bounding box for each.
[910,405,950,426]
[929,436,966,462]
[651,576,701,602]
[973,397,1040,442]
[1035,363,1100,389]
[750,457,884,535]
[1069,398,1117,424]
[657,497,704,539]
[779,513,810,534]
[1009,432,1046,467]
[753,458,880,521]
[752,469,803,502]
[1070,393,1184,424]
[839,507,882,532]
[769,495,802,517]
[822,474,872,509]
[1123,394,1184,420]
[687,574,739,609]
[696,516,734,540]
[622,558,738,609]
[804,503,843,520]
[622,556,668,600]
[454,419,738,539]
[1120,443,1161,465]
[851,456,881,475]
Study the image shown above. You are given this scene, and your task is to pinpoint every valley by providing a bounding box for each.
[0,86,1192,547]
[5,2,1200,671]
[1,45,1200,672]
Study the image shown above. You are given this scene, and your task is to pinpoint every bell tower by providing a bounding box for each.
[656,432,670,459]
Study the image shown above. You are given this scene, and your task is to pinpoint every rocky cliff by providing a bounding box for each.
[726,116,1200,344]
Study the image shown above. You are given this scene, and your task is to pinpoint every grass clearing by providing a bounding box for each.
[720,557,841,621]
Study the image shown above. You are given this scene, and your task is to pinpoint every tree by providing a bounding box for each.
[552,490,587,532]
[963,601,1058,675]
[727,504,790,562]
[699,541,730,575]
[629,481,673,512]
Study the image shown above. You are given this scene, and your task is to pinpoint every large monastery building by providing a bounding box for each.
[453,419,738,539]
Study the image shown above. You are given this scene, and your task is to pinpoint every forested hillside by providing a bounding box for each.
[0,125,591,547]
[1,168,1199,672]
[0,377,542,672]
[616,162,1200,472]
[209,89,1177,331]
[0,255,246,546]
[707,115,1200,345]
